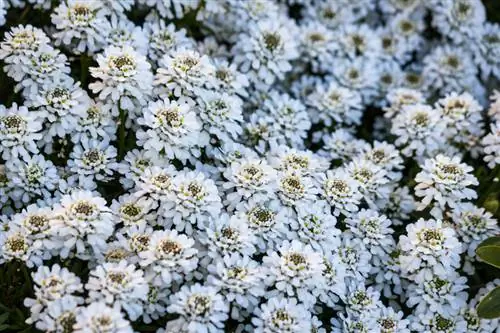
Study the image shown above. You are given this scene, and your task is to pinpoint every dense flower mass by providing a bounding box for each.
[0,1,499,333]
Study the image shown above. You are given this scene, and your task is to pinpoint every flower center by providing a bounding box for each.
[121,203,141,217]
[107,271,126,284]
[59,312,76,333]
[6,235,26,252]
[187,295,212,316]
[72,201,95,216]
[159,240,182,255]
[1,115,26,133]
[263,32,281,52]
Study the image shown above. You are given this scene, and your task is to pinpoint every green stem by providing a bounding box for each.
[118,104,126,161]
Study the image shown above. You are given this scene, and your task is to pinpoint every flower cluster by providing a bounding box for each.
[0,1,499,333]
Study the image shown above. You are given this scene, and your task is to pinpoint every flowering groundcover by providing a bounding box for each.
[0,0,500,332]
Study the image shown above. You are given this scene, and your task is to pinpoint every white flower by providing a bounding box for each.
[318,128,369,162]
[35,296,81,333]
[232,18,299,87]
[258,91,311,148]
[117,149,168,189]
[73,302,133,333]
[139,229,198,287]
[105,15,147,54]
[72,101,116,144]
[89,45,153,116]
[17,45,70,95]
[110,194,157,231]
[299,21,336,73]
[207,254,265,319]
[211,59,250,96]
[200,214,257,261]
[398,218,463,283]
[68,138,118,187]
[86,260,148,320]
[133,165,177,204]
[448,203,500,274]
[6,154,59,203]
[336,24,380,60]
[167,284,228,333]
[234,199,287,253]
[335,233,372,282]
[346,158,392,208]
[137,98,202,162]
[49,190,114,260]
[423,45,478,96]
[406,273,468,316]
[434,92,484,146]
[474,22,500,80]
[391,103,446,158]
[315,253,347,307]
[138,0,199,19]
[308,81,363,126]
[375,306,411,333]
[432,0,485,43]
[345,209,395,259]
[0,24,49,62]
[24,264,83,324]
[290,202,341,252]
[383,87,425,119]
[410,312,467,333]
[143,18,193,64]
[415,154,478,217]
[276,172,318,208]
[268,146,329,177]
[262,240,324,307]
[251,297,312,333]
[482,122,500,168]
[361,141,404,181]
[222,158,277,210]
[163,170,222,234]
[344,282,383,316]
[195,89,243,143]
[382,186,416,225]
[155,48,215,98]
[27,77,91,145]
[51,0,110,54]
[0,103,44,161]
[319,168,362,217]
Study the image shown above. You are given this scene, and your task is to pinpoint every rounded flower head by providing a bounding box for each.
[90,45,153,115]
[86,260,148,320]
[139,229,198,286]
[415,154,478,217]
[398,218,463,283]
[155,48,215,98]
[0,103,44,161]
[73,302,133,333]
[51,0,110,54]
[251,297,312,333]
[50,190,114,260]
[232,18,299,87]
[137,98,202,163]
[262,240,324,307]
[391,103,446,158]
[167,284,228,333]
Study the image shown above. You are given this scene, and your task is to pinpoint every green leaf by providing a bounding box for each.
[0,313,8,324]
[477,286,500,319]
[476,237,500,268]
